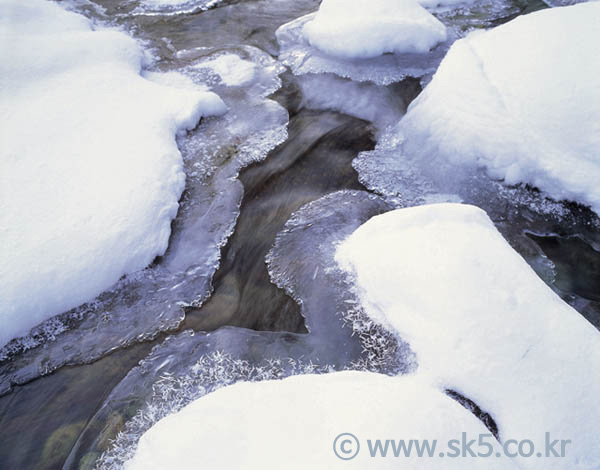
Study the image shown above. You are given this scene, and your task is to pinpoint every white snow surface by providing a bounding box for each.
[399,3,600,214]
[125,371,517,470]
[0,0,226,348]
[192,53,257,86]
[336,204,600,470]
[303,0,447,59]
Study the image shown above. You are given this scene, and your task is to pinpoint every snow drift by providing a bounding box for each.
[0,0,226,347]
[125,372,516,470]
[399,3,600,213]
[303,0,447,59]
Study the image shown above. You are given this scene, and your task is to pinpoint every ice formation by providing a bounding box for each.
[275,0,521,85]
[296,74,409,131]
[303,0,447,59]
[399,2,600,214]
[125,372,516,470]
[0,0,226,347]
[133,0,223,15]
[89,191,406,470]
[336,204,600,469]
[417,0,477,7]
[0,44,289,393]
[140,0,219,6]
[191,53,257,87]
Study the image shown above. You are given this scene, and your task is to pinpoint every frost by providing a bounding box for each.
[87,191,414,470]
[302,0,447,59]
[336,203,600,469]
[0,43,288,394]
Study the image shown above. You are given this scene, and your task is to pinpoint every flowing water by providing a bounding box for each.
[1,0,599,469]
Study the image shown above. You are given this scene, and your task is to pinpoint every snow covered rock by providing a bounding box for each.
[303,0,447,59]
[125,372,517,470]
[134,0,223,14]
[0,0,226,348]
[336,203,600,470]
[399,3,600,214]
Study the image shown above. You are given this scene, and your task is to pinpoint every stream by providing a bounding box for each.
[0,0,599,469]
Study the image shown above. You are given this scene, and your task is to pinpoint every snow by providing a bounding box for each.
[297,74,407,131]
[399,2,600,214]
[277,12,453,86]
[0,0,226,348]
[336,203,600,470]
[125,371,517,470]
[417,0,476,7]
[138,0,222,10]
[303,0,447,59]
[192,53,257,87]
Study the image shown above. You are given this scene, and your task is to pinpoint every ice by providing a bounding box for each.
[336,204,600,469]
[418,0,479,7]
[131,0,223,16]
[276,12,456,85]
[295,74,411,131]
[542,0,596,6]
[0,45,288,394]
[276,0,520,85]
[76,191,411,469]
[0,0,226,349]
[352,116,600,314]
[77,328,326,470]
[399,3,600,215]
[266,190,412,371]
[125,372,517,470]
[192,53,257,87]
[303,0,447,59]
[141,0,219,6]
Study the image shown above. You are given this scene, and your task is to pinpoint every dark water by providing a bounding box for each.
[0,343,152,470]
[527,233,600,327]
[183,108,376,332]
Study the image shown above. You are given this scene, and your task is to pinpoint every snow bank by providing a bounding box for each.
[0,0,226,348]
[303,0,447,59]
[126,372,516,470]
[399,3,600,214]
[336,204,600,469]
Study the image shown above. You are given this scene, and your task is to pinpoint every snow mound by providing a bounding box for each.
[336,204,600,470]
[399,3,600,214]
[125,372,516,470]
[303,0,447,59]
[192,53,256,86]
[140,0,219,6]
[0,0,226,348]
